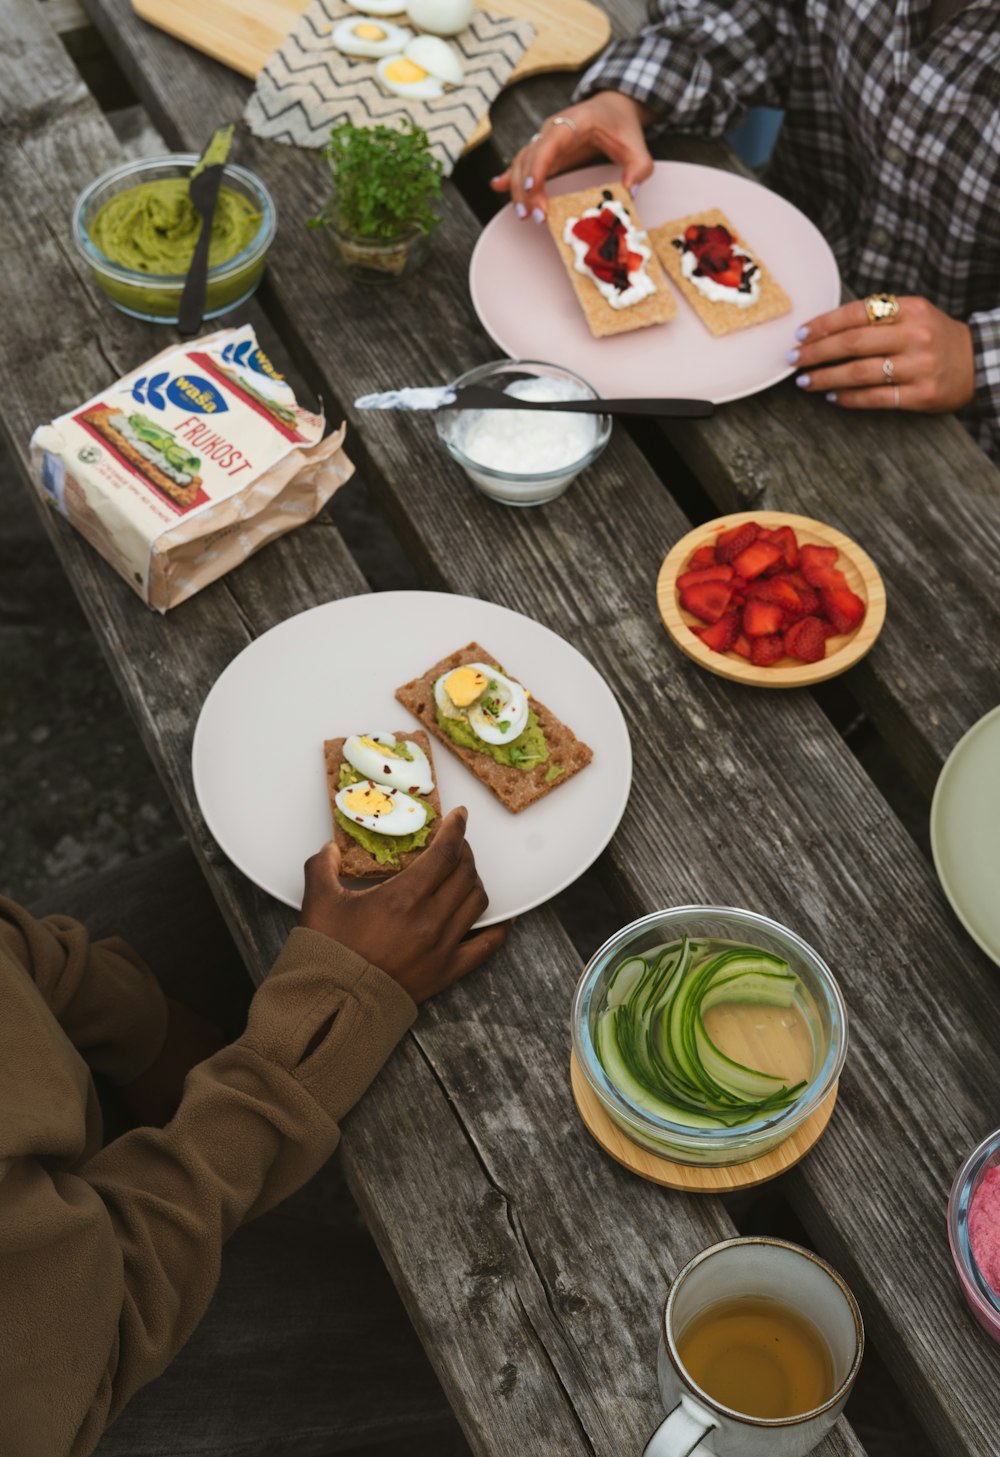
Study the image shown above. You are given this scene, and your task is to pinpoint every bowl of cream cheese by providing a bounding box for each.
[434,359,611,506]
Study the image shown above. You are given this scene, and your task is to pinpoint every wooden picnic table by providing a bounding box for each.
[5,2,1000,1455]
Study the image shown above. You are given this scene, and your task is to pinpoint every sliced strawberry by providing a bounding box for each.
[751,577,806,616]
[689,545,718,568]
[793,584,820,614]
[799,544,837,573]
[694,611,739,654]
[681,579,734,624]
[819,618,840,639]
[804,563,848,590]
[676,563,735,591]
[785,615,827,663]
[750,634,786,666]
[820,586,865,635]
[731,633,752,660]
[768,525,800,570]
[798,544,848,588]
[733,540,784,580]
[716,522,759,563]
[743,599,786,637]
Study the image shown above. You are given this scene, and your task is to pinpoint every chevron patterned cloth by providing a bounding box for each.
[244,0,535,175]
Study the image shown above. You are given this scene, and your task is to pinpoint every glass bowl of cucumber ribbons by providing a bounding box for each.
[572,907,848,1166]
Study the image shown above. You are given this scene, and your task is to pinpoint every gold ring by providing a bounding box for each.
[882,357,894,382]
[549,115,578,135]
[865,293,899,325]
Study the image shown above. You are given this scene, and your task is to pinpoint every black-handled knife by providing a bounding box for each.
[178,124,235,338]
[355,385,715,419]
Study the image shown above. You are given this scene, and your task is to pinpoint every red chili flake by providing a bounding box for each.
[383,764,392,774]
[408,785,419,794]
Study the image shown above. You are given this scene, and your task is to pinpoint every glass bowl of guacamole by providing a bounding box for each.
[72,154,276,324]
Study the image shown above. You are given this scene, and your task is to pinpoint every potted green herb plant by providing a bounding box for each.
[310,119,443,281]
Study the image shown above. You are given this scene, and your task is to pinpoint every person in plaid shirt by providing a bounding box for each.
[492,0,999,462]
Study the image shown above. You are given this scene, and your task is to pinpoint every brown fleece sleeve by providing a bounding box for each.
[0,896,168,1085]
[0,928,415,1457]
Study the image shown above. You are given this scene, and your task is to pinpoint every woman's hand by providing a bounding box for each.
[790,296,976,413]
[300,809,509,1004]
[490,91,656,222]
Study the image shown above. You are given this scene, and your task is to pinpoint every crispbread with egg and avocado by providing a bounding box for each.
[324,729,442,878]
[395,643,593,814]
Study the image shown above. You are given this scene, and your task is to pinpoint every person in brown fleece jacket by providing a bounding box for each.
[0,808,505,1457]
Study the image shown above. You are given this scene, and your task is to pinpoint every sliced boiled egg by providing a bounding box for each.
[406,0,475,37]
[343,733,434,795]
[345,0,408,14]
[335,780,428,836]
[434,662,529,746]
[332,16,408,57]
[377,34,463,97]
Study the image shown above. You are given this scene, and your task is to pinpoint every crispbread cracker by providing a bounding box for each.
[86,407,202,507]
[547,184,675,338]
[649,208,791,337]
[395,643,593,814]
[324,729,442,878]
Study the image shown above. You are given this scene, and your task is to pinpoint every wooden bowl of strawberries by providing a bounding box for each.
[656,510,886,687]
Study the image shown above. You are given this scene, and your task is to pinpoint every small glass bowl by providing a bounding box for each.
[572,906,848,1166]
[949,1127,1000,1344]
[434,359,611,507]
[72,154,276,324]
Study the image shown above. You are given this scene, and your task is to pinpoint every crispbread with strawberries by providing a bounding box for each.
[649,208,791,337]
[547,184,675,338]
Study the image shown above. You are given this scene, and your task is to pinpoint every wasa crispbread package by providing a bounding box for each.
[30,324,353,611]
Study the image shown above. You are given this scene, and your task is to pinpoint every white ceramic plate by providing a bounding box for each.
[192,592,632,925]
[930,703,1000,967]
[469,161,842,404]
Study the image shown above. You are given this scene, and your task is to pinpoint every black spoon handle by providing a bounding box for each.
[452,386,714,418]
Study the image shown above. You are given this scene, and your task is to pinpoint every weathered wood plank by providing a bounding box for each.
[70,8,1000,1454]
[2,9,870,1457]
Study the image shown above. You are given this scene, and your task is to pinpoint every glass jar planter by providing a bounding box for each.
[319,198,433,283]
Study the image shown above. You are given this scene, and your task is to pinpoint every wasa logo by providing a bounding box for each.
[222,336,285,384]
[129,371,229,415]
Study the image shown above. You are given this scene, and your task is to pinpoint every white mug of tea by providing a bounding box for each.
[645,1236,864,1457]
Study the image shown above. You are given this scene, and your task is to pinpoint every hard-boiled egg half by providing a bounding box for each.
[345,0,407,14]
[332,15,409,57]
[376,34,464,99]
[406,0,475,37]
[434,662,529,745]
[335,780,428,835]
[343,733,434,795]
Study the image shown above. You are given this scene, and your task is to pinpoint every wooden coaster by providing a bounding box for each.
[656,510,886,689]
[570,1052,838,1193]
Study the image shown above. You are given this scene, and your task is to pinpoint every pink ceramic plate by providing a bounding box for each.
[469,161,842,404]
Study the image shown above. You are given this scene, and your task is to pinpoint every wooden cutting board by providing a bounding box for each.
[130,0,611,149]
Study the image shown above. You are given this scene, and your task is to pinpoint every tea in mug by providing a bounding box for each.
[677,1295,835,1420]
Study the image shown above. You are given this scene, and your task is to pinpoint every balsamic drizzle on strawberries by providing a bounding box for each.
[672,223,759,294]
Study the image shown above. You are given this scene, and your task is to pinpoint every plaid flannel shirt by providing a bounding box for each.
[576,0,1000,463]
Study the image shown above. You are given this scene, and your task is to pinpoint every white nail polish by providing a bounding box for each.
[515,203,527,219]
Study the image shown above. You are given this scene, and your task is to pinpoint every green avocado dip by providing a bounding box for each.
[91,177,262,275]
[435,706,550,771]
[335,765,435,867]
